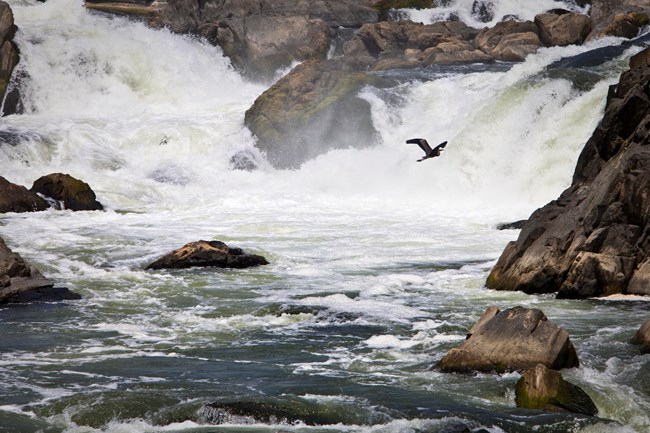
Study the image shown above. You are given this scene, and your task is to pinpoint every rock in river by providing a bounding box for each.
[631,316,650,354]
[0,175,48,213]
[31,173,104,211]
[515,363,598,416]
[438,306,579,373]
[146,240,269,270]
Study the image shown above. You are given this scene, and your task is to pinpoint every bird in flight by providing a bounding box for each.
[406,138,447,162]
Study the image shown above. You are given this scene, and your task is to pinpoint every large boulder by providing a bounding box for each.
[0,236,80,304]
[244,57,381,168]
[30,173,104,211]
[438,306,579,373]
[474,20,542,62]
[0,1,19,115]
[534,12,592,47]
[487,47,650,299]
[146,240,269,270]
[0,176,48,213]
[515,364,598,416]
[631,317,650,354]
[586,0,650,41]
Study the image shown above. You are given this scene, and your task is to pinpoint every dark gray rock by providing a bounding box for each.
[0,176,48,213]
[0,237,80,304]
[515,364,598,416]
[146,240,269,270]
[31,173,103,211]
[631,317,650,354]
[487,47,650,299]
[438,306,579,373]
[471,0,494,23]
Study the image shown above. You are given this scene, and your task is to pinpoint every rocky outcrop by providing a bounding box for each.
[631,317,650,353]
[146,240,269,270]
[515,364,598,416]
[244,57,381,168]
[586,0,650,41]
[438,306,579,373]
[0,236,80,304]
[0,0,19,115]
[474,20,541,62]
[31,173,104,211]
[487,47,650,299]
[534,11,592,47]
[0,176,48,213]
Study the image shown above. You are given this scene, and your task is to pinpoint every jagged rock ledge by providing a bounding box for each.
[486,47,650,299]
[0,236,80,305]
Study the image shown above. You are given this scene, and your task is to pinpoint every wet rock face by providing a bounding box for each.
[631,317,650,354]
[487,47,650,299]
[515,364,598,416]
[0,0,18,115]
[146,240,269,270]
[438,307,579,373]
[534,12,592,47]
[0,236,81,304]
[0,176,49,213]
[30,173,104,211]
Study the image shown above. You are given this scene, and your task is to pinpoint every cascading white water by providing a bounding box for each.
[1,1,649,433]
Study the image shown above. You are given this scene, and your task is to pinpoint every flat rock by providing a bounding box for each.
[515,364,598,416]
[146,240,269,270]
[631,317,650,354]
[0,175,48,213]
[438,306,579,373]
[0,236,80,304]
[30,173,103,211]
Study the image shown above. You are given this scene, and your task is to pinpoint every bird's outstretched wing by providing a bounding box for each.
[406,138,432,154]
[433,141,448,153]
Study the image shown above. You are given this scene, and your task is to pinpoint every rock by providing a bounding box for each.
[0,1,19,114]
[487,47,650,299]
[631,317,650,354]
[496,220,527,230]
[471,0,494,23]
[30,173,103,211]
[586,1,650,41]
[534,12,592,47]
[0,176,49,213]
[474,20,542,62]
[244,57,381,169]
[0,236,81,304]
[515,364,598,416]
[438,306,579,373]
[229,150,259,171]
[146,240,269,270]
[198,15,332,79]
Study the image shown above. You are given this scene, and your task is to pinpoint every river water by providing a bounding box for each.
[1,1,649,432]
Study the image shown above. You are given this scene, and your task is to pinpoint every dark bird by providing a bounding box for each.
[406,138,447,162]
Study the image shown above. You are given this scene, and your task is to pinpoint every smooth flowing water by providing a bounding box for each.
[1,1,649,432]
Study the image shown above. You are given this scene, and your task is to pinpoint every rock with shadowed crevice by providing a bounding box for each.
[30,173,103,211]
[146,240,269,270]
[438,306,579,373]
[515,363,598,416]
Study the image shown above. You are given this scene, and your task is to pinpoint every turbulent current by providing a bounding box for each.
[1,0,649,432]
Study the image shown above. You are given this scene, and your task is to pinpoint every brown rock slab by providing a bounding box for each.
[146,240,269,270]
[631,317,650,354]
[515,364,598,416]
[30,173,103,211]
[438,306,579,373]
[534,12,591,47]
[0,176,48,213]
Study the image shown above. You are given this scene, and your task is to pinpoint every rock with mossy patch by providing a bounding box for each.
[30,173,103,211]
[515,364,598,416]
[438,306,579,373]
[146,240,269,270]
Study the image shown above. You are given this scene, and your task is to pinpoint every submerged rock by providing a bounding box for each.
[486,47,650,299]
[30,173,104,211]
[438,306,579,373]
[146,240,269,270]
[631,317,650,354]
[515,364,598,416]
[0,176,48,213]
[0,236,80,304]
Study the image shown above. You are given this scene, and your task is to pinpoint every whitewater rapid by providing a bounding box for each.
[1,1,650,433]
